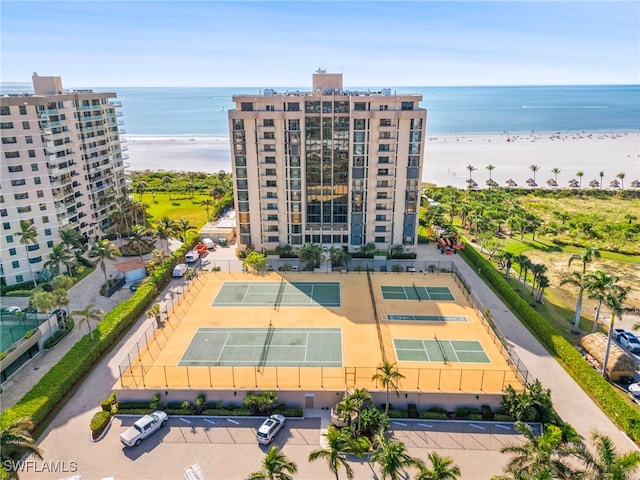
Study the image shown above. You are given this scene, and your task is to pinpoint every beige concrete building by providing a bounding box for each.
[0,74,129,286]
[228,71,426,254]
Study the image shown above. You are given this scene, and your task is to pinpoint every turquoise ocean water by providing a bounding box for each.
[2,84,638,135]
[113,85,639,136]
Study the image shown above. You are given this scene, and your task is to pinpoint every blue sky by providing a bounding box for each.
[2,1,639,87]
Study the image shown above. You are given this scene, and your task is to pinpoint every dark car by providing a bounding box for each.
[130,279,144,292]
[52,308,67,322]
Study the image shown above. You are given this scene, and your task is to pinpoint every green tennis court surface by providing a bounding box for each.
[179,328,342,367]
[394,338,490,363]
[213,282,341,307]
[381,285,454,301]
[387,315,467,322]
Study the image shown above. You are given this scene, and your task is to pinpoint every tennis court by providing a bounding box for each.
[387,315,468,322]
[381,285,455,301]
[0,314,39,351]
[179,327,342,367]
[394,338,490,363]
[212,281,341,307]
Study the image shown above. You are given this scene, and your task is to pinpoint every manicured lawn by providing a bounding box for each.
[144,193,210,228]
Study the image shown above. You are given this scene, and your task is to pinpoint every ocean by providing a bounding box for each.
[108,85,640,136]
[3,84,637,136]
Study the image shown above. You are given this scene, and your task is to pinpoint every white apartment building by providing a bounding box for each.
[0,74,129,286]
[228,71,426,254]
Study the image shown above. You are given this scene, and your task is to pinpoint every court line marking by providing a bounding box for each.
[216,332,231,363]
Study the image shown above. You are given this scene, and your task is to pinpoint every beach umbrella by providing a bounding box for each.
[630,180,640,188]
[589,180,600,188]
[546,178,558,187]
[609,179,620,189]
[506,179,518,187]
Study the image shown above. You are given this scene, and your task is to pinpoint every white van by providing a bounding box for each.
[201,238,215,249]
[185,250,200,263]
[172,263,188,277]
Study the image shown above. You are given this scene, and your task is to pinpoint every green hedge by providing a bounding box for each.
[459,240,640,443]
[0,238,197,431]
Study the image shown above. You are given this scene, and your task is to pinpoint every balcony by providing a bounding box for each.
[109,101,122,108]
[41,120,63,128]
[80,124,107,134]
[83,144,110,155]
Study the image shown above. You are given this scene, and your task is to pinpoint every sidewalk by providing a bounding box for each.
[415,242,637,451]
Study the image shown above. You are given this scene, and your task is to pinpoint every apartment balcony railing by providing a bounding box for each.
[41,120,63,128]
[80,124,107,134]
[77,104,103,112]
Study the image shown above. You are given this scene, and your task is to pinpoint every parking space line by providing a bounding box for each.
[180,417,192,424]
[226,418,239,424]
[495,424,511,430]
[418,423,433,428]
[204,419,216,425]
[469,424,485,430]
[392,421,407,426]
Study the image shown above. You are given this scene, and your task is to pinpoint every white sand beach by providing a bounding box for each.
[125,132,640,189]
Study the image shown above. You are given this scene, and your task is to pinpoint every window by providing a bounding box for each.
[286,102,299,112]
[266,180,277,187]
[266,225,278,232]
[380,131,391,139]
[375,236,386,243]
[266,214,278,221]
[266,236,279,242]
[353,119,367,130]
[375,215,387,221]
[235,156,246,166]
[380,119,392,127]
[265,168,276,176]
[16,274,23,283]
[12,261,19,269]
[264,144,275,151]
[0,122,14,129]
[354,102,367,111]
[375,226,387,232]
[265,105,275,112]
[42,216,49,223]
[5,151,19,159]
[44,228,52,235]
[39,203,47,211]
[31,163,38,171]
[29,256,42,264]
[263,119,274,127]
[0,106,10,115]
[2,222,9,230]
[17,206,32,213]
[266,203,278,210]
[47,241,54,248]
[36,190,44,198]
[11,179,26,186]
[2,137,17,144]
[232,119,244,130]
[379,105,388,111]
[14,193,29,200]
[377,169,389,176]
[264,132,275,140]
[377,181,389,188]
[378,156,389,164]
[9,248,16,255]
[6,234,14,243]
[19,105,27,115]
[266,192,277,199]
[25,135,33,144]
[379,144,390,152]
[376,192,388,199]
[411,118,423,130]
[376,204,386,211]
[22,121,30,129]
[240,102,253,112]
[265,156,276,164]
[28,150,36,158]
[8,165,23,172]
[0,209,7,217]
[401,101,414,110]
[34,177,42,185]
[27,244,39,251]
[288,119,299,130]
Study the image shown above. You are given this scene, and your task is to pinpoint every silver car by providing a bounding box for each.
[256,414,285,444]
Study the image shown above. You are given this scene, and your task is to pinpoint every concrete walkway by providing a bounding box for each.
[415,242,637,452]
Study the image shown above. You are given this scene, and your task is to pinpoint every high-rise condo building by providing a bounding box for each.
[228,71,426,254]
[0,73,129,286]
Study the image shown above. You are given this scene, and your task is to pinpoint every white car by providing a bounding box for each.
[618,332,640,353]
[256,414,285,444]
[120,411,168,447]
[629,383,640,399]
[6,306,22,313]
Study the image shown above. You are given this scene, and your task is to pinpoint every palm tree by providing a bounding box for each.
[72,303,104,341]
[0,418,43,479]
[551,167,561,183]
[617,172,626,190]
[369,434,425,480]
[58,227,84,251]
[135,180,147,201]
[599,171,605,189]
[371,361,405,415]
[88,239,121,286]
[349,388,372,434]
[200,198,215,222]
[585,270,621,333]
[44,243,76,276]
[29,289,55,315]
[162,175,172,196]
[146,303,161,327]
[51,275,73,318]
[153,216,178,251]
[15,220,38,288]
[576,171,584,189]
[298,243,323,270]
[495,423,580,480]
[466,164,477,182]
[127,225,150,260]
[249,445,298,480]
[415,451,461,480]
[487,164,496,180]
[576,430,640,479]
[176,218,195,243]
[602,285,637,377]
[565,247,601,333]
[309,426,369,480]
[529,165,540,184]
[535,274,550,303]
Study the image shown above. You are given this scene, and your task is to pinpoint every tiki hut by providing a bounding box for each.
[579,332,637,380]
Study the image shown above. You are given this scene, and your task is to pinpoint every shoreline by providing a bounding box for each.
[125,131,640,189]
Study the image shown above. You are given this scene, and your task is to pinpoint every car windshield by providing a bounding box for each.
[257,431,268,438]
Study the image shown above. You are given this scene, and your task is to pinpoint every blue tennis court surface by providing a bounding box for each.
[179,328,342,367]
[387,315,468,322]
[394,338,490,363]
[213,282,341,307]
[381,285,454,301]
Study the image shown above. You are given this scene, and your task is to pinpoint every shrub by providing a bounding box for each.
[455,407,481,418]
[243,391,279,415]
[426,406,448,414]
[493,414,514,422]
[468,413,483,421]
[101,399,112,413]
[419,411,448,420]
[150,393,163,410]
[90,411,111,432]
[387,409,408,418]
